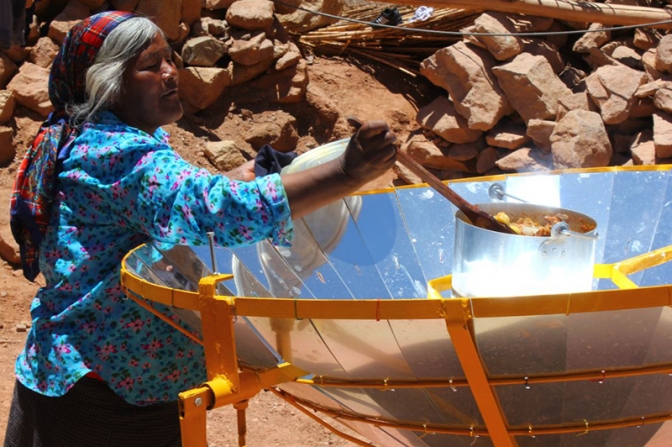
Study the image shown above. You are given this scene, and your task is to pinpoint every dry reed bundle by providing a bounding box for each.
[295,3,479,76]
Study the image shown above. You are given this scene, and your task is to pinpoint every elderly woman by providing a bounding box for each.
[4,11,396,447]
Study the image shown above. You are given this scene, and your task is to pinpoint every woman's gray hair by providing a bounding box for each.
[68,17,165,125]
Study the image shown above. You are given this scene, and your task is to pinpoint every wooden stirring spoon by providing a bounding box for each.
[395,150,516,234]
[347,117,516,235]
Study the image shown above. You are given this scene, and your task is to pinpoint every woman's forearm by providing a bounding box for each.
[282,158,361,220]
[281,119,397,220]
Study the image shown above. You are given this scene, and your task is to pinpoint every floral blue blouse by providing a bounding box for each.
[15,111,293,405]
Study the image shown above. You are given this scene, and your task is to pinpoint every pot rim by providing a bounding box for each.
[455,202,598,238]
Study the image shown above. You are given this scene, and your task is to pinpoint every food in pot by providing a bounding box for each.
[493,211,595,237]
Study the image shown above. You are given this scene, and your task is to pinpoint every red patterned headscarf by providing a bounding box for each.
[10,11,136,281]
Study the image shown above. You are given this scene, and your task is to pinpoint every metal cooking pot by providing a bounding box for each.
[452,202,598,298]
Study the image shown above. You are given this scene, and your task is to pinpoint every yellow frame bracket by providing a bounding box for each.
[179,386,214,447]
[199,274,240,386]
[179,274,309,447]
[442,297,516,447]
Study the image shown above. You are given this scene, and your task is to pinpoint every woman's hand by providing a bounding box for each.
[341,118,397,186]
[281,118,397,220]
[224,159,256,182]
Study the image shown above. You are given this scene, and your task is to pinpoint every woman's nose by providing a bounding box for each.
[161,61,178,83]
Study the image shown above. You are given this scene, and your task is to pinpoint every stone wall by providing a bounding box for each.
[3,1,672,181]
[0,0,344,165]
[402,11,672,182]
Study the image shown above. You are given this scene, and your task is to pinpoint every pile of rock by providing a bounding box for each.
[3,1,672,181]
[0,0,343,166]
[404,11,672,180]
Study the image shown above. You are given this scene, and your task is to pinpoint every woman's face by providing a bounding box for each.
[112,33,183,134]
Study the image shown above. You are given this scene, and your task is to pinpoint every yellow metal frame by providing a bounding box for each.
[120,244,672,447]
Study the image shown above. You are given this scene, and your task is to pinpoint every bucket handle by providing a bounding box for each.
[549,222,598,241]
[538,222,599,257]
[488,183,527,203]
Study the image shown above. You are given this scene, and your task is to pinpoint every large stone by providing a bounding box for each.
[634,79,669,98]
[275,47,301,71]
[28,37,59,69]
[6,63,52,116]
[416,96,483,144]
[177,67,232,113]
[600,38,633,56]
[585,64,648,125]
[448,142,481,161]
[276,0,344,33]
[633,28,659,51]
[653,110,672,158]
[191,17,228,38]
[204,140,247,172]
[472,12,523,61]
[420,41,512,131]
[492,53,572,124]
[0,90,15,124]
[630,130,656,165]
[404,140,474,172]
[495,147,552,172]
[523,38,564,74]
[550,110,612,169]
[137,0,181,41]
[655,34,672,73]
[642,48,663,81]
[556,92,597,120]
[243,110,299,151]
[181,36,228,67]
[48,0,90,45]
[485,120,530,150]
[228,30,275,66]
[611,46,642,70]
[227,58,275,86]
[584,47,620,71]
[573,23,611,53]
[653,84,672,113]
[226,0,275,31]
[526,119,555,153]
[476,147,499,173]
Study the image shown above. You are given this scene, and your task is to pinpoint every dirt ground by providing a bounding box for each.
[0,55,435,446]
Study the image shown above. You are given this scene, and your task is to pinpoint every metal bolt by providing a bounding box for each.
[194,397,203,407]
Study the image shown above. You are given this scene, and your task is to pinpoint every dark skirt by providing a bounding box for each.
[4,378,182,447]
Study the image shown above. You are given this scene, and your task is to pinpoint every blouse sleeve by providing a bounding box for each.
[62,132,294,248]
[132,148,293,247]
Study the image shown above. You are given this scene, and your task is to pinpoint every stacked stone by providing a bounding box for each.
[403,12,672,182]
[0,0,342,166]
